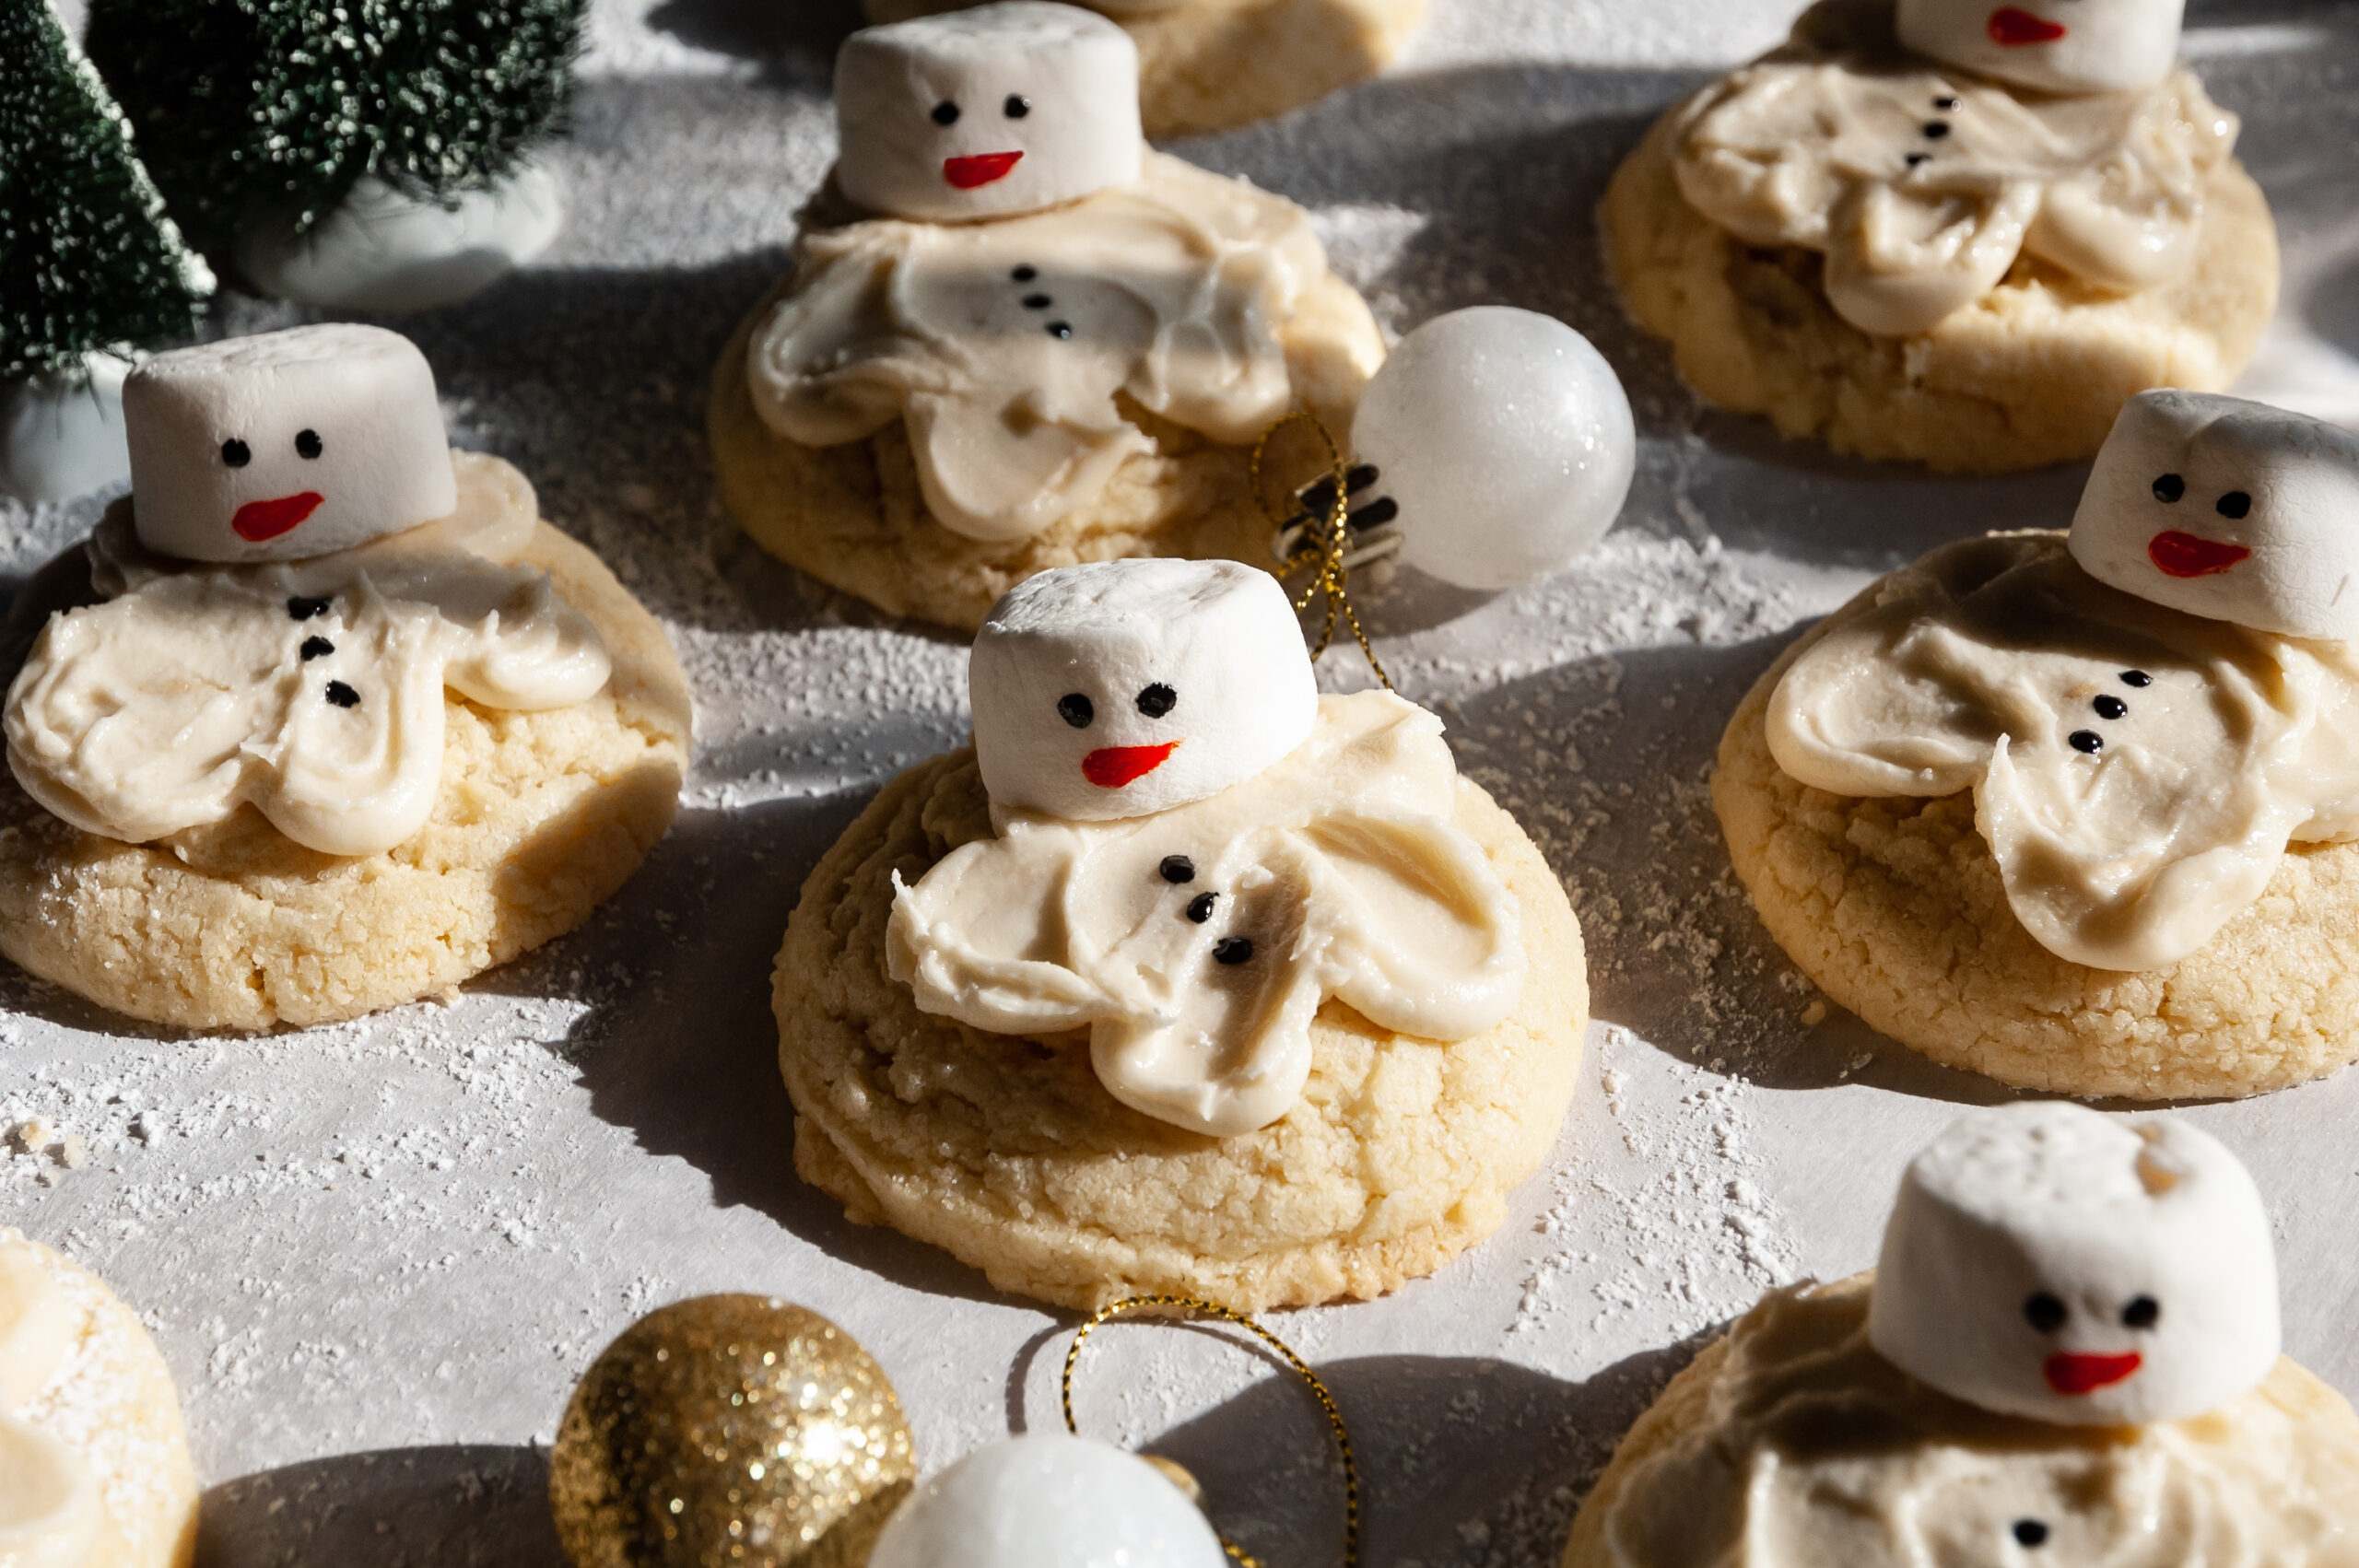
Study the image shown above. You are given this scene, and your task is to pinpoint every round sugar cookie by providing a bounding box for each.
[709,267,1384,635]
[1601,101,2279,475]
[3,1230,200,1568]
[1713,572,2359,1100]
[772,746,1588,1313]
[1560,1273,2359,1567]
[856,0,1427,138]
[0,508,693,1033]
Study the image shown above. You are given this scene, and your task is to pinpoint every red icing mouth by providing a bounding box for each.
[1988,6,2067,44]
[1082,742,1180,789]
[944,151,1024,189]
[231,492,324,543]
[2149,530,2252,578]
[2044,1351,2142,1395]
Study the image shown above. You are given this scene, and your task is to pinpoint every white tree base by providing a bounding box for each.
[238,163,566,313]
[1,357,131,505]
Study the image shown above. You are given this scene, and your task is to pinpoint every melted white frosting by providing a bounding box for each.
[0,1236,100,1568]
[886,691,1526,1135]
[6,451,612,859]
[1767,532,2359,970]
[746,151,1333,542]
[1670,0,2236,335]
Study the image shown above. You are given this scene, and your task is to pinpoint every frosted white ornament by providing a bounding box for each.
[836,2,1144,222]
[1869,1102,2280,1428]
[867,1433,1226,1568]
[970,558,1317,821]
[1896,0,2184,95]
[0,357,135,506]
[123,323,457,563]
[2068,390,2359,641]
[235,163,564,313]
[1348,307,1634,592]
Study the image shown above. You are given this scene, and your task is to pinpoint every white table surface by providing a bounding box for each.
[8,1,2359,1562]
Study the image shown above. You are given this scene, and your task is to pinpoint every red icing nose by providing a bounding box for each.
[231,492,324,543]
[1988,6,2067,44]
[2044,1351,2142,1395]
[944,151,1024,189]
[1082,742,1180,789]
[2149,530,2252,578]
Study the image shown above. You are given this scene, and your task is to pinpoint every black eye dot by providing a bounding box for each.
[2069,730,2103,755]
[221,439,251,467]
[2014,1519,2049,1548]
[2122,1295,2161,1329]
[294,428,322,460]
[931,100,959,125]
[2152,473,2185,503]
[1003,93,1029,118]
[2120,669,2153,687]
[1057,692,1094,729]
[1136,683,1177,719]
[1159,855,1195,884]
[2217,490,2252,519]
[2024,1293,2068,1332]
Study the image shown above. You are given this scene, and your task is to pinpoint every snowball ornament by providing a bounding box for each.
[1348,307,1634,591]
[123,323,457,563]
[1869,1102,2280,1427]
[867,1433,1226,1568]
[1895,0,2185,94]
[2069,390,2359,641]
[970,558,1318,821]
[835,1,1144,222]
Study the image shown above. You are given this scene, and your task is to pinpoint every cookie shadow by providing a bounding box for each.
[197,1444,563,1568]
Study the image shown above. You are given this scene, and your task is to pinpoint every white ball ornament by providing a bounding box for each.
[1348,306,1635,592]
[866,1433,1226,1568]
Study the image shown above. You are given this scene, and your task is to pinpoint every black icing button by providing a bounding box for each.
[1185,892,1217,923]
[287,596,332,621]
[1047,321,1074,340]
[1905,152,1931,168]
[299,636,334,661]
[1933,94,1960,111]
[2013,1520,2049,1548]
[2120,669,2153,687]
[2093,694,2127,720]
[2069,730,2103,755]
[1160,854,1196,884]
[1011,264,1038,282]
[1022,293,1051,310]
[324,680,361,708]
[1923,121,1950,139]
[1214,936,1254,965]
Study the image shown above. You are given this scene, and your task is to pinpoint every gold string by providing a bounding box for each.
[1249,410,1392,692]
[1061,1293,1360,1568]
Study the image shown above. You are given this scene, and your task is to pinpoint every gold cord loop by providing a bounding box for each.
[1061,1293,1360,1568]
[1250,410,1392,692]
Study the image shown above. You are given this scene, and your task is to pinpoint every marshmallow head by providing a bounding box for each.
[971,559,1318,821]
[2069,391,2359,641]
[1868,1103,2280,1427]
[1895,0,2184,93]
[869,1434,1226,1568]
[124,324,456,564]
[836,2,1144,222]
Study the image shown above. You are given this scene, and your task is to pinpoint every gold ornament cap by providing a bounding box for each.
[550,1295,916,1568]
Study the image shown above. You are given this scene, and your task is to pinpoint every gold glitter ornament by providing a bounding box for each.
[549,1295,916,1568]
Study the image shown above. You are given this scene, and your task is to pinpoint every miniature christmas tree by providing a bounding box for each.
[0,0,211,383]
[86,0,586,257]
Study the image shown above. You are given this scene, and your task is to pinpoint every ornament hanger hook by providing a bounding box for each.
[1251,409,1393,693]
[1061,1293,1360,1568]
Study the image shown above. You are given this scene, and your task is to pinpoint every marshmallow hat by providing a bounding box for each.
[836,2,1144,222]
[123,324,456,564]
[1895,0,2185,94]
[970,559,1318,821]
[1869,1103,2280,1427]
[2069,391,2359,642]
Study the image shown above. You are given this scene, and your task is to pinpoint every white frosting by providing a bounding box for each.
[888,690,1525,1135]
[1350,307,1634,591]
[746,151,1332,541]
[1671,1,2236,336]
[1766,532,2359,969]
[869,1433,1225,1568]
[123,323,458,562]
[836,2,1144,222]
[0,1237,100,1568]
[970,559,1318,822]
[2071,391,2359,641]
[6,451,611,859]
[1870,1104,2280,1426]
[1896,0,2184,94]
